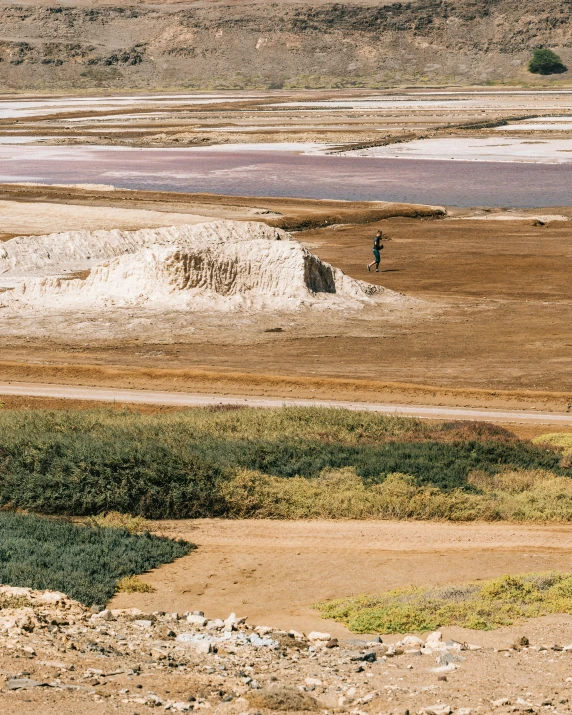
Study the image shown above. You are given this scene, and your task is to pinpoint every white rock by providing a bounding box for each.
[194,641,213,655]
[422,705,452,715]
[457,709,472,715]
[38,591,64,603]
[92,609,114,622]
[426,631,443,646]
[431,664,458,673]
[305,677,322,686]
[402,635,425,646]
[186,614,208,627]
[0,608,36,632]
[491,698,511,708]
[308,631,331,642]
[172,703,192,712]
[255,626,273,636]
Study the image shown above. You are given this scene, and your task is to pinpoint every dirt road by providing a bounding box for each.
[110,519,572,638]
[2,381,572,424]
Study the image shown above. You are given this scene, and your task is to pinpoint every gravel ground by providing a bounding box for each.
[3,586,572,715]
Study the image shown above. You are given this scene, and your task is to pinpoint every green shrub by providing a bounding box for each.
[0,407,568,519]
[317,572,572,633]
[0,511,193,604]
[528,48,567,75]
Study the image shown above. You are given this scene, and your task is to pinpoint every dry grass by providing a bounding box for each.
[533,433,572,450]
[247,684,319,711]
[116,575,156,594]
[222,468,572,522]
[317,572,572,633]
[88,512,150,534]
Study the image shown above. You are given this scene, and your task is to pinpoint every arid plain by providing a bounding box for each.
[2,86,572,715]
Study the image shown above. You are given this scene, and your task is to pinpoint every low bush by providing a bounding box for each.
[0,407,569,519]
[528,48,567,75]
[533,433,572,451]
[116,575,156,593]
[0,511,193,604]
[317,571,572,633]
[87,511,150,533]
[223,468,572,522]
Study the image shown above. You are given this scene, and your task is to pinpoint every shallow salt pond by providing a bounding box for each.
[343,137,572,163]
[0,143,571,207]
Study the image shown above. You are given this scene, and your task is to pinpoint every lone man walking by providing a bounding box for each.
[368,230,384,272]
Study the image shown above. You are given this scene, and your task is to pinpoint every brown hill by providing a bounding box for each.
[0,0,570,90]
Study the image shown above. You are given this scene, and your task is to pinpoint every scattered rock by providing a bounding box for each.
[492,698,511,708]
[7,678,48,690]
[308,631,331,642]
[422,703,452,715]
[304,677,322,686]
[186,614,208,627]
[426,632,444,648]
[402,635,425,647]
[352,651,377,663]
[437,652,464,665]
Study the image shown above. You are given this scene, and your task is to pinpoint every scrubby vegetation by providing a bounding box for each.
[116,575,156,593]
[317,571,572,633]
[0,511,193,604]
[0,407,571,521]
[88,511,150,533]
[222,467,572,521]
[528,48,567,75]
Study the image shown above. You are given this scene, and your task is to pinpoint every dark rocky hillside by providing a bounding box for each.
[0,0,571,90]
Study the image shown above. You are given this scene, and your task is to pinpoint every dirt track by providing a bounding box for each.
[111,520,572,638]
[2,381,572,425]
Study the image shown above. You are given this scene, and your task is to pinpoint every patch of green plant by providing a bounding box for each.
[0,511,193,604]
[0,407,568,518]
[528,48,567,75]
[316,571,572,633]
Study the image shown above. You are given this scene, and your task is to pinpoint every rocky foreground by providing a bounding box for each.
[2,586,572,715]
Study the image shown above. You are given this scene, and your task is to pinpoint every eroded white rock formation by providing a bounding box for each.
[0,220,399,312]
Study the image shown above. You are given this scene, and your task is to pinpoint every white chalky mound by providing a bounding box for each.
[0,220,399,312]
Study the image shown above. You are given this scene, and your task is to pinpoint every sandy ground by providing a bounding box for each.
[0,199,219,240]
[111,520,572,638]
[1,193,571,398]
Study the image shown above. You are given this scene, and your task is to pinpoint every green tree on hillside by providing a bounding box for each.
[528,48,567,75]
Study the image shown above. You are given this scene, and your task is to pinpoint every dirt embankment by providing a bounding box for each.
[0,0,571,91]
